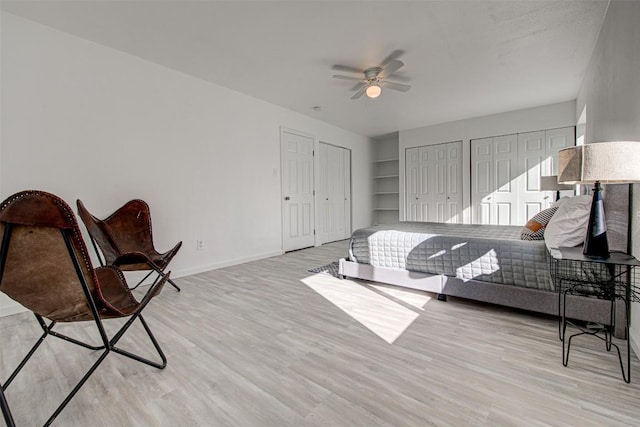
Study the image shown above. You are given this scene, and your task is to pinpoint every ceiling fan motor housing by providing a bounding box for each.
[364,67,382,81]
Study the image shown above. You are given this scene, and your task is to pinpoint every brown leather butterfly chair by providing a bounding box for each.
[0,191,167,426]
[76,199,182,292]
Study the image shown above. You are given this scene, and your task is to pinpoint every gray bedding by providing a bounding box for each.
[348,222,553,291]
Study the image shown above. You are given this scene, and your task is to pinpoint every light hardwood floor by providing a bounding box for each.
[2,240,640,426]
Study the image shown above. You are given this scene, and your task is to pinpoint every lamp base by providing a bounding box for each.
[583,181,609,259]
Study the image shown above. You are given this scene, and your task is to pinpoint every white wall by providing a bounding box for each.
[0,13,374,316]
[374,133,400,161]
[399,101,576,223]
[575,0,640,356]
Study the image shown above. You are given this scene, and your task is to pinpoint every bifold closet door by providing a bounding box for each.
[514,128,575,220]
[406,146,429,221]
[471,127,574,225]
[405,141,462,223]
[317,143,351,244]
[517,131,548,220]
[471,134,519,225]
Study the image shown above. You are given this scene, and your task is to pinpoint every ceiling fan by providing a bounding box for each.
[332,50,411,100]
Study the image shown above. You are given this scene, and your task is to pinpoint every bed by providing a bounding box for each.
[339,188,631,336]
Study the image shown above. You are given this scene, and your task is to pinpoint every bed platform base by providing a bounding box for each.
[338,258,626,338]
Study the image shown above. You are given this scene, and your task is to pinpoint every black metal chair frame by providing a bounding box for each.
[0,223,167,426]
[1,386,15,427]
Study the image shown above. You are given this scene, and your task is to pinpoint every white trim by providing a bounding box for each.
[163,250,284,279]
[279,126,315,140]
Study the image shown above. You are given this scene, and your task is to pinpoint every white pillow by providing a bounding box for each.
[544,195,592,251]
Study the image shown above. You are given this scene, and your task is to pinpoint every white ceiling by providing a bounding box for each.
[1,1,609,138]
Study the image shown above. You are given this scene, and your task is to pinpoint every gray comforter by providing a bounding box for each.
[348,222,553,291]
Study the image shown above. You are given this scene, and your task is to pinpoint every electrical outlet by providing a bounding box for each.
[196,240,205,250]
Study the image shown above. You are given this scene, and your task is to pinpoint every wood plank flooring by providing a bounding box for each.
[2,240,640,426]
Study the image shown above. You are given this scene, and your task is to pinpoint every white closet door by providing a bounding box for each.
[546,127,575,175]
[471,137,493,224]
[282,131,315,251]
[471,134,518,225]
[517,128,574,216]
[472,127,575,225]
[328,144,346,242]
[405,146,428,221]
[316,143,331,244]
[544,127,575,207]
[445,142,462,224]
[405,147,419,221]
[405,141,462,223]
[432,144,449,222]
[517,131,547,221]
[317,142,351,244]
[342,149,352,240]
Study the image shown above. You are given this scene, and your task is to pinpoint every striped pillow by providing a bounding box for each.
[521,206,558,240]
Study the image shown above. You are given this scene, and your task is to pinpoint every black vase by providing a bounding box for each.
[583,181,609,258]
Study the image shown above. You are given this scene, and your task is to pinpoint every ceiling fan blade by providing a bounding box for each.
[333,74,364,82]
[332,64,363,74]
[378,60,404,79]
[351,85,367,100]
[380,81,411,92]
[380,50,404,68]
[351,82,366,92]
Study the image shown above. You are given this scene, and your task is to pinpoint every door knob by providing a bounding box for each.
[284,196,290,201]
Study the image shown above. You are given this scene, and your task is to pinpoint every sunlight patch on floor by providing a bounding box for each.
[368,283,432,311]
[301,273,431,344]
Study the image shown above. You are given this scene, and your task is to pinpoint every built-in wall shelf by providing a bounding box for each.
[373,135,400,224]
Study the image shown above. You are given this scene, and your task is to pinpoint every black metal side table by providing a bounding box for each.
[549,246,639,382]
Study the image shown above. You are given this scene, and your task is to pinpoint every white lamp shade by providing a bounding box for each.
[540,175,573,191]
[365,84,381,98]
[558,141,640,184]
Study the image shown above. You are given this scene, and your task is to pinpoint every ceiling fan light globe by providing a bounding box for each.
[366,85,382,98]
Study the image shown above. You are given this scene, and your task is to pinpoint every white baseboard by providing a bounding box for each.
[170,250,284,279]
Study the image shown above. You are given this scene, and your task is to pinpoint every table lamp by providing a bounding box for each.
[557,141,640,258]
[540,175,574,201]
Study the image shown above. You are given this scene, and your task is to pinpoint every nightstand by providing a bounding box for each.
[549,246,640,382]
